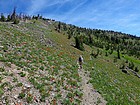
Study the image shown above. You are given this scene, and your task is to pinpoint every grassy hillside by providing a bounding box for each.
[0,19,140,105]
[0,20,83,104]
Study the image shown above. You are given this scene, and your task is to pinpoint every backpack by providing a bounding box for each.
[79,56,83,62]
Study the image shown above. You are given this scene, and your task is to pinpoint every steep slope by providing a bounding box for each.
[0,20,82,104]
[0,20,106,105]
[0,19,140,105]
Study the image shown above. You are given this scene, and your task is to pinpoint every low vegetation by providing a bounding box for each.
[0,10,140,104]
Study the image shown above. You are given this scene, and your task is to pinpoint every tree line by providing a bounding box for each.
[54,21,140,58]
[0,7,43,24]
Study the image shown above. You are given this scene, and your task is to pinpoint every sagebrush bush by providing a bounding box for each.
[13,19,20,24]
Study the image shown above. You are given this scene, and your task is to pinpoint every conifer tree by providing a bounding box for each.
[88,34,93,45]
[7,14,11,21]
[0,13,6,22]
[58,22,61,32]
[117,45,120,59]
[75,35,84,51]
[11,7,16,21]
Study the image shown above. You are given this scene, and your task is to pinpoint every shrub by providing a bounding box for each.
[134,67,139,72]
[18,92,25,99]
[0,67,5,72]
[113,57,117,63]
[105,52,108,56]
[26,95,33,103]
[120,63,125,69]
[91,49,100,58]
[40,94,46,102]
[109,49,113,55]
[128,62,134,70]
[13,19,20,24]
[16,82,23,87]
[62,98,71,105]
[40,66,44,70]
[18,72,26,77]
[125,59,128,63]
[0,88,4,97]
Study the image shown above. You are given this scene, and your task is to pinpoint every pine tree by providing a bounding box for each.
[117,46,120,59]
[7,14,11,21]
[67,28,73,39]
[0,13,6,22]
[58,22,61,32]
[11,7,16,21]
[88,34,93,45]
[75,35,84,51]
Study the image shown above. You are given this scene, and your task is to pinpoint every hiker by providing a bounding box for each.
[78,55,83,69]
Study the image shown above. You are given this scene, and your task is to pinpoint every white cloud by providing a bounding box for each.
[27,0,73,15]
[27,0,47,14]
[26,0,140,36]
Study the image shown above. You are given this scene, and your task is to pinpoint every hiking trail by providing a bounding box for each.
[78,68,107,105]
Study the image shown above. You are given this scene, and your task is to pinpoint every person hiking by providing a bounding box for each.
[78,55,83,69]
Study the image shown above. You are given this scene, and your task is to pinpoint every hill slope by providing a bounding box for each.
[0,19,140,105]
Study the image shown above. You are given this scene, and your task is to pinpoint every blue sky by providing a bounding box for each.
[0,0,140,36]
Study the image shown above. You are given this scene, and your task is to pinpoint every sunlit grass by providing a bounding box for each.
[0,20,140,104]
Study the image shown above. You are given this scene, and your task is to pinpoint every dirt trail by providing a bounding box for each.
[78,68,107,105]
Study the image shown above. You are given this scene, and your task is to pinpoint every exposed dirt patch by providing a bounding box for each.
[78,68,107,105]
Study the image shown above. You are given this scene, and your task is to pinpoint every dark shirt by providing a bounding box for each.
[79,57,82,62]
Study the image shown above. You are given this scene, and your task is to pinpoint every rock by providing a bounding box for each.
[114,79,118,83]
[0,46,4,48]
[14,94,19,99]
[34,96,39,103]
[24,84,31,89]
[60,65,65,69]
[11,103,15,105]
[52,92,55,96]
[92,67,94,70]
[18,100,21,103]
[2,100,6,104]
